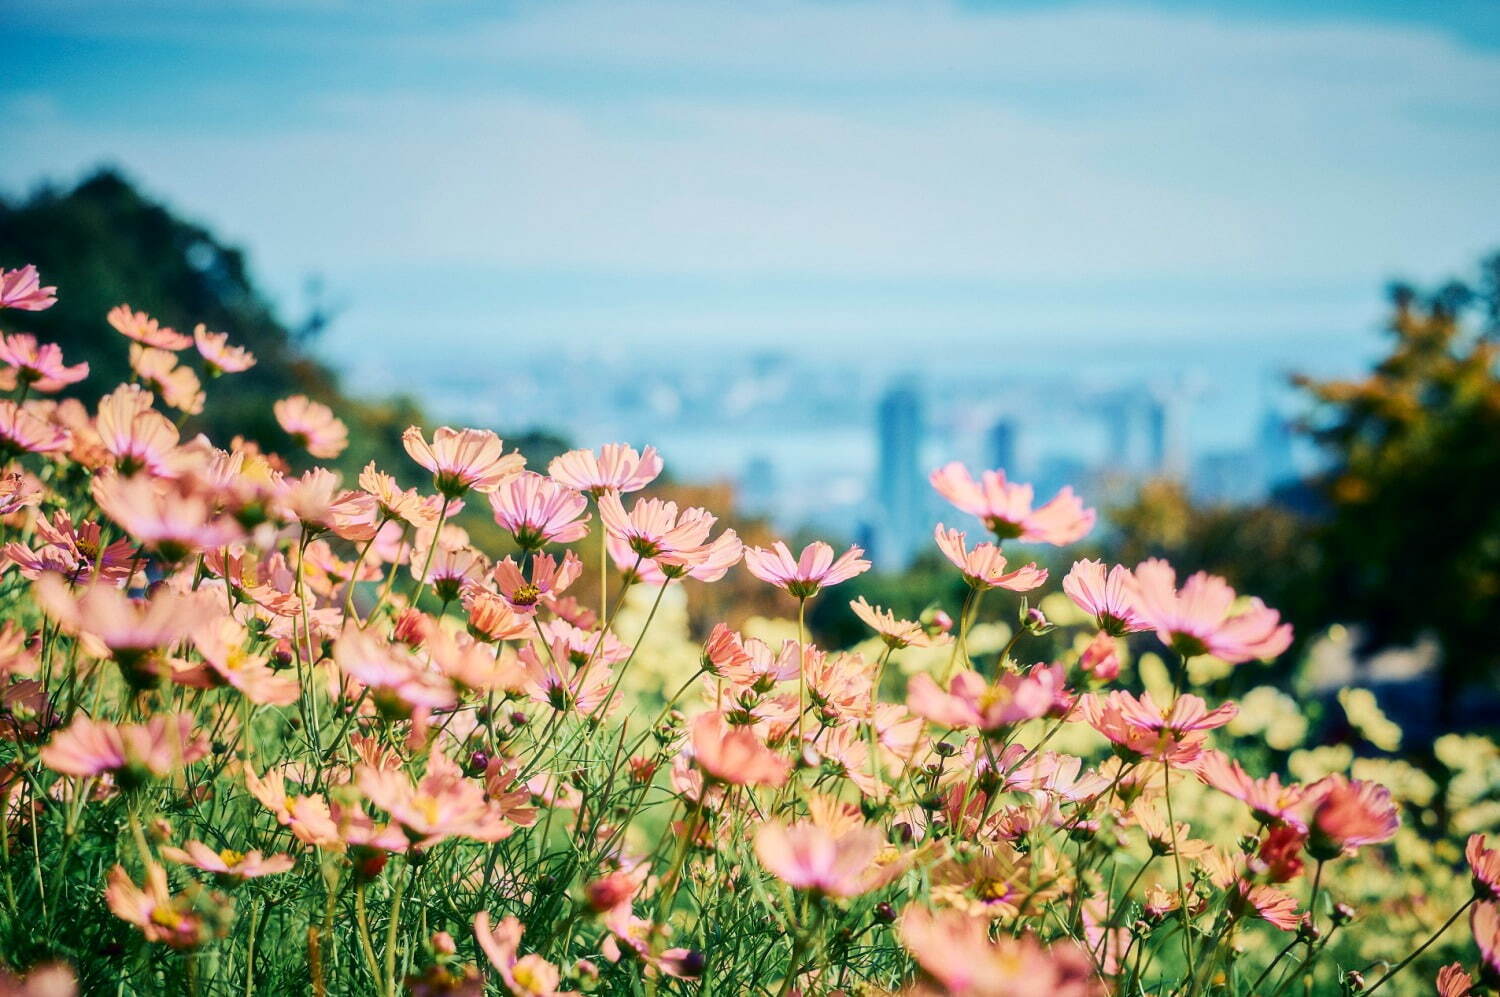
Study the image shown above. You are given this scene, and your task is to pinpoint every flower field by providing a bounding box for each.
[0,261,1496,995]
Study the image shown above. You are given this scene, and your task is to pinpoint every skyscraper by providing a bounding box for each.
[875,380,925,569]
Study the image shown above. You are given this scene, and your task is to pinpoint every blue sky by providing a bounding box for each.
[3,0,1498,397]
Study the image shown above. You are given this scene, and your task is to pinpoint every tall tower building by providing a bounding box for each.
[987,418,1018,476]
[875,381,925,569]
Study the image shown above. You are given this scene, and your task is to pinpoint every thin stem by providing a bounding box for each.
[1362,896,1475,996]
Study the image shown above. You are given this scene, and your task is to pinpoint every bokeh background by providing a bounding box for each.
[3,0,1498,740]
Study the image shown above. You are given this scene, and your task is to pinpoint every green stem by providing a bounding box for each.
[1362,896,1475,996]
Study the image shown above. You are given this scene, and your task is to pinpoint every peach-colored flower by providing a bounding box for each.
[691,710,791,787]
[488,472,590,550]
[244,767,343,848]
[192,618,300,706]
[1063,559,1148,635]
[1240,882,1301,930]
[0,265,57,311]
[402,426,524,498]
[1469,833,1500,902]
[334,628,457,714]
[0,960,76,996]
[851,597,951,649]
[1082,690,1232,765]
[0,333,88,392]
[0,470,43,516]
[907,668,1056,734]
[548,443,662,496]
[358,461,442,529]
[743,540,869,598]
[94,384,179,475]
[107,305,192,349]
[1304,774,1399,858]
[358,751,514,847]
[160,840,295,880]
[91,471,240,561]
[105,863,223,949]
[754,820,905,898]
[1078,630,1121,681]
[128,344,204,414]
[35,574,217,663]
[461,584,534,642]
[1476,902,1500,986]
[473,912,577,997]
[929,462,1096,545]
[1129,558,1292,662]
[899,906,1101,996]
[519,642,617,716]
[493,551,583,615]
[2,511,137,586]
[0,401,71,455]
[1438,963,1474,997]
[191,324,255,374]
[598,493,710,559]
[426,626,528,694]
[273,395,348,459]
[40,713,207,780]
[1196,750,1309,829]
[933,525,1046,592]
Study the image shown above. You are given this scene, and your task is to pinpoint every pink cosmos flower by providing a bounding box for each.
[493,550,583,614]
[107,305,192,350]
[691,710,791,787]
[40,713,207,780]
[358,462,443,530]
[1303,774,1400,859]
[0,333,88,392]
[548,443,663,495]
[0,401,71,455]
[899,907,1101,997]
[1129,558,1292,662]
[473,913,577,997]
[273,395,348,459]
[0,471,42,516]
[95,384,179,475]
[754,820,904,898]
[128,345,204,414]
[488,472,590,550]
[91,471,241,561]
[2,511,137,586]
[1196,750,1309,829]
[402,426,525,498]
[907,668,1056,734]
[191,324,255,374]
[192,618,300,706]
[357,751,514,847]
[1078,631,1121,681]
[1476,902,1500,987]
[105,864,219,949]
[35,574,217,663]
[933,525,1047,592]
[1240,882,1301,931]
[1063,559,1149,635]
[0,265,57,311]
[1082,690,1233,765]
[1469,833,1500,902]
[742,540,870,598]
[519,641,617,715]
[160,840,295,880]
[0,961,76,996]
[334,628,457,714]
[461,585,534,642]
[598,493,713,560]
[244,767,343,849]
[850,597,951,649]
[1438,963,1474,997]
[930,461,1096,545]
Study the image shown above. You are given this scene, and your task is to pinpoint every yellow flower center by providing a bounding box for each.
[218,848,246,868]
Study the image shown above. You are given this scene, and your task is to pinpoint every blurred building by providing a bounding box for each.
[873,380,926,569]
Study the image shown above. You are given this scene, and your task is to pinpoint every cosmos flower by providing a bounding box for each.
[548,443,662,495]
[274,395,348,459]
[1239,882,1301,931]
[473,913,577,997]
[1078,631,1121,682]
[402,426,524,498]
[1469,833,1500,902]
[0,401,71,455]
[461,585,534,642]
[91,471,241,561]
[691,710,791,787]
[192,324,255,374]
[128,345,204,414]
[754,820,906,898]
[243,767,343,849]
[742,540,870,598]
[933,525,1046,592]
[34,574,218,666]
[929,462,1096,545]
[1303,774,1400,859]
[1063,559,1149,635]
[1476,902,1500,988]
[907,668,1056,735]
[1082,691,1234,765]
[598,494,714,560]
[334,628,457,714]
[0,265,57,311]
[493,551,583,615]
[105,864,225,949]
[0,333,88,392]
[192,618,300,706]
[94,384,179,476]
[40,713,207,781]
[358,462,443,530]
[2,511,138,586]
[1196,751,1310,829]
[850,597,951,649]
[1129,559,1292,663]
[160,840,296,880]
[898,907,1101,997]
[357,751,514,847]
[107,305,193,350]
[488,472,591,550]
[1437,963,1474,997]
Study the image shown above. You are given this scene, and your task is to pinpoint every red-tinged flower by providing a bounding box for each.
[192,618,300,706]
[700,623,753,678]
[493,551,582,615]
[274,395,348,459]
[1196,751,1309,829]
[1438,963,1474,997]
[482,757,537,829]
[107,305,192,349]
[0,265,57,311]
[907,668,1055,735]
[402,426,525,498]
[2,511,137,586]
[474,913,578,997]
[0,400,71,455]
[334,628,457,714]
[105,864,226,949]
[358,462,443,530]
[929,461,1096,546]
[1063,559,1148,635]
[0,622,38,679]
[91,472,240,561]
[754,820,906,898]
[461,585,534,642]
[691,710,791,787]
[160,840,295,880]
[1239,882,1301,930]
[95,384,180,475]
[1079,631,1121,681]
[488,472,590,550]
[598,909,700,979]
[129,344,204,414]
[1303,774,1399,859]
[582,865,649,914]
[1252,825,1308,883]
[851,597,951,649]
[933,525,1046,592]
[358,752,514,847]
[244,767,343,848]
[1130,558,1292,663]
[1478,902,1500,987]
[191,324,255,374]
[426,627,528,695]
[0,333,88,391]
[899,907,1102,997]
[1081,691,1230,765]
[743,539,869,598]
[1469,834,1500,901]
[548,443,662,496]
[40,713,207,782]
